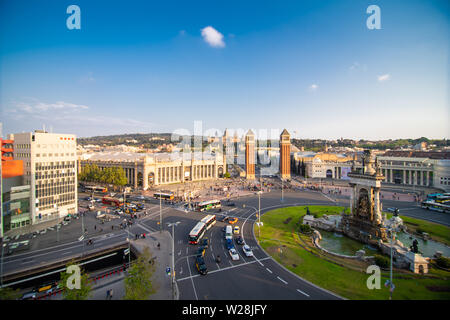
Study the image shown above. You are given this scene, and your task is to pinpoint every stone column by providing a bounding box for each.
[409,170,412,185]
[420,171,424,186]
[403,170,406,185]
[426,171,430,186]
[374,188,381,224]
[390,169,393,183]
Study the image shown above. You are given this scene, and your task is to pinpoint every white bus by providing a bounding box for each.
[421,201,450,214]
[196,200,221,212]
[188,215,216,244]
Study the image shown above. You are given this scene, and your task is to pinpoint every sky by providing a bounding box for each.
[0,0,449,140]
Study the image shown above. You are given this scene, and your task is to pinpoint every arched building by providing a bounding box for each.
[78,151,225,190]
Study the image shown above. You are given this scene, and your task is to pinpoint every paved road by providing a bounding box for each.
[3,188,449,300]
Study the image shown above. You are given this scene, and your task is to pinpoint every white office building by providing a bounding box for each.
[9,130,78,225]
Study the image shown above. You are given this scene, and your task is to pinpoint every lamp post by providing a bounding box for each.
[54,204,59,242]
[159,189,162,233]
[257,191,262,241]
[0,243,5,287]
[388,226,397,300]
[167,221,180,300]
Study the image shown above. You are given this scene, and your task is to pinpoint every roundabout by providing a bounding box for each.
[254,204,450,300]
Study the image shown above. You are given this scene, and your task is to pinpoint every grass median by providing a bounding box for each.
[254,206,450,300]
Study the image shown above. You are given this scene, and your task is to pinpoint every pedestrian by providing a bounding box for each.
[94,225,96,231]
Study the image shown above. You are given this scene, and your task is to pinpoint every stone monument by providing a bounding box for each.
[342,150,388,245]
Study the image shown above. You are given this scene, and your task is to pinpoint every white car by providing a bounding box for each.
[243,245,253,257]
[229,248,240,261]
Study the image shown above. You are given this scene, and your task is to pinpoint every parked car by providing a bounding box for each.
[229,248,240,261]
[20,290,37,300]
[243,245,254,257]
[195,256,208,275]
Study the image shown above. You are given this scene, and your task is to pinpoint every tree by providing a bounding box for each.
[0,287,21,300]
[123,248,155,300]
[59,262,93,300]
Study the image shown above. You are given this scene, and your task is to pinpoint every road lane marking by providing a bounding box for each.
[297,289,310,297]
[266,268,272,274]
[277,276,288,284]
[177,257,271,282]
[185,256,199,300]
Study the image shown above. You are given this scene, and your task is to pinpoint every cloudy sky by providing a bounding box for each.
[0,0,448,139]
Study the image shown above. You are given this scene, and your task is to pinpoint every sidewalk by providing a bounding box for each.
[131,230,176,300]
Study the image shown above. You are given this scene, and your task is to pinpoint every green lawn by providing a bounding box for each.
[256,206,450,300]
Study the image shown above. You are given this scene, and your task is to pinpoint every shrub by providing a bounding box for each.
[435,256,450,269]
[374,254,390,269]
[299,224,312,234]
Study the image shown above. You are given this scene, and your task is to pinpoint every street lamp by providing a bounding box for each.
[256,191,262,241]
[167,221,180,300]
[387,226,398,300]
[159,189,162,233]
[54,204,59,242]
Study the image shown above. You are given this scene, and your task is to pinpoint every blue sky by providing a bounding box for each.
[0,0,448,139]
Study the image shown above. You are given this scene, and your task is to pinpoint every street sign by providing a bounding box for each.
[78,235,84,241]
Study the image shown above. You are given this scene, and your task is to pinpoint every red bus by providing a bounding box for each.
[102,197,123,207]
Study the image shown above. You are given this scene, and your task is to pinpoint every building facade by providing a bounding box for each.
[9,131,78,225]
[1,137,27,237]
[78,151,225,190]
[292,150,450,192]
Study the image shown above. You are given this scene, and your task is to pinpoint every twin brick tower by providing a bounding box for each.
[223,129,291,181]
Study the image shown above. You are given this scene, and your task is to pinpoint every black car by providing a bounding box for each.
[195,256,208,275]
[227,201,236,207]
[200,238,209,249]
[235,236,244,245]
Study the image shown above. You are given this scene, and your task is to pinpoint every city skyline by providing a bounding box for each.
[1,0,449,140]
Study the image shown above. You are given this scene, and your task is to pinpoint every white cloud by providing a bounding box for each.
[9,100,89,114]
[377,74,391,82]
[201,26,225,48]
[309,84,319,91]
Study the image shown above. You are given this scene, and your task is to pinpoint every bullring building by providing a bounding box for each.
[78,151,226,190]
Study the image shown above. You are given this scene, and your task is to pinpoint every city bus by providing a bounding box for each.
[153,192,174,200]
[196,200,221,212]
[421,201,450,214]
[102,196,123,207]
[84,185,108,194]
[188,215,216,244]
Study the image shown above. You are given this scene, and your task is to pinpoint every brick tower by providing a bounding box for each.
[279,129,291,180]
[245,129,256,180]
